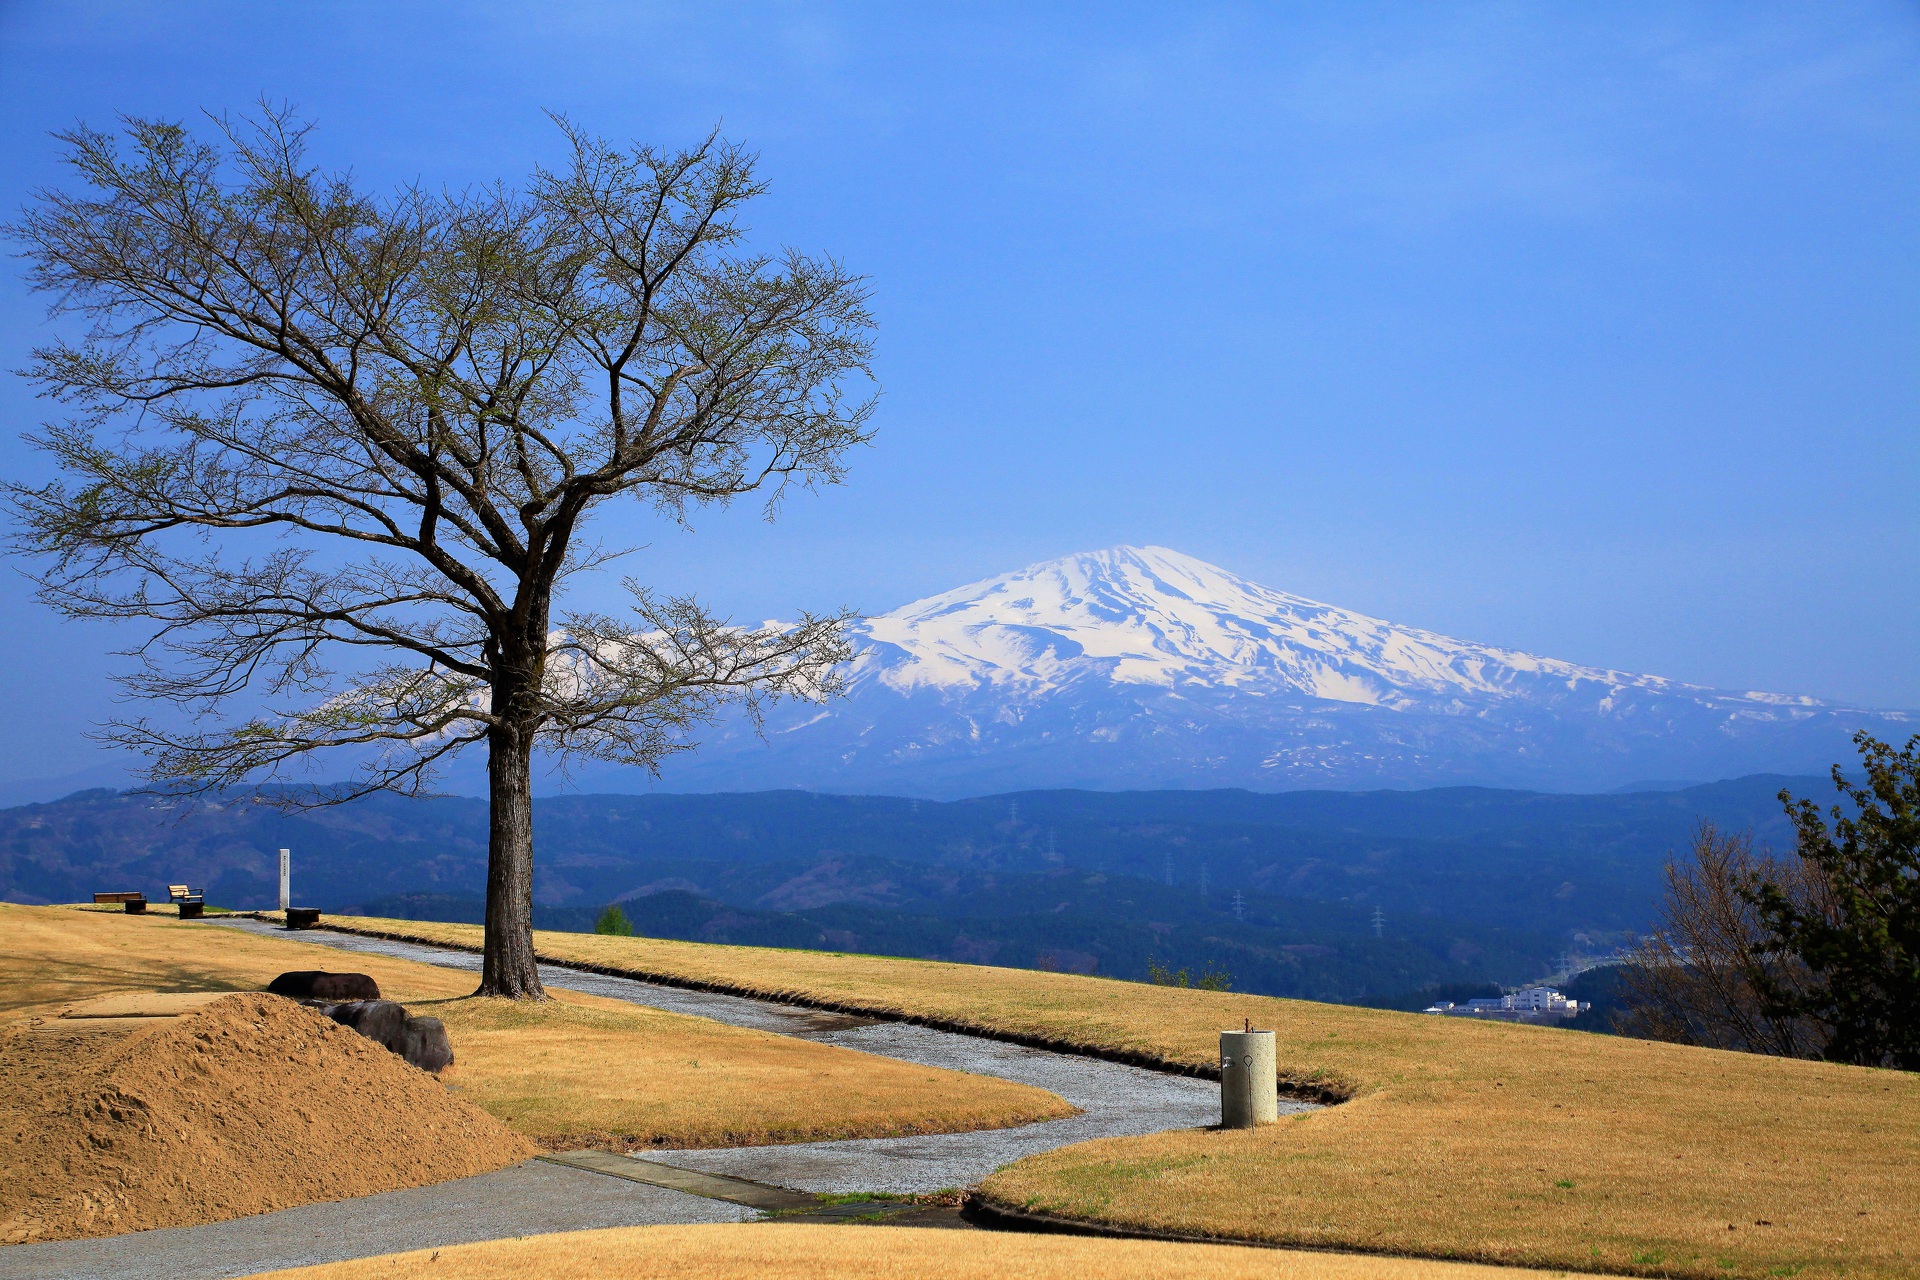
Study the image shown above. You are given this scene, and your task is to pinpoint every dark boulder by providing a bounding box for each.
[267,970,381,1001]
[320,998,410,1045]
[394,1016,454,1074]
[306,998,455,1073]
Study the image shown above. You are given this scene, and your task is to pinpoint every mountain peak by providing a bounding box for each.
[667,546,1908,796]
[861,544,1623,704]
[974,544,1264,596]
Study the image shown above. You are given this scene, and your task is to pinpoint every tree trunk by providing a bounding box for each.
[477,719,545,998]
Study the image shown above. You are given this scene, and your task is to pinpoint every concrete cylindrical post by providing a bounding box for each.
[1219,1029,1278,1128]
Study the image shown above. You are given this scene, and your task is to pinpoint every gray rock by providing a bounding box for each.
[322,998,410,1045]
[305,998,454,1074]
[395,1016,454,1073]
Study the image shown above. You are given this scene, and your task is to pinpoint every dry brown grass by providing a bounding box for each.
[245,1223,1627,1280]
[316,914,1920,1280]
[427,994,1073,1150]
[0,905,1072,1150]
[3,905,479,1017]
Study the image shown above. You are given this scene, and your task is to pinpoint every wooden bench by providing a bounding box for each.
[93,891,148,914]
[285,906,322,929]
[167,884,206,919]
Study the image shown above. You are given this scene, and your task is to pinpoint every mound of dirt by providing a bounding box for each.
[0,993,534,1245]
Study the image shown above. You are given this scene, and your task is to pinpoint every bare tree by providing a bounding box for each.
[1616,823,1828,1057]
[5,108,875,997]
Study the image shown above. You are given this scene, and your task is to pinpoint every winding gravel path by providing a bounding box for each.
[213,919,1299,1194]
[2,1160,751,1280]
[0,919,1312,1279]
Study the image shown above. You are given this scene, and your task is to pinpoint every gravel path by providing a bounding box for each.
[0,920,1309,1278]
[0,1160,751,1280]
[211,919,1300,1195]
[651,1020,1229,1194]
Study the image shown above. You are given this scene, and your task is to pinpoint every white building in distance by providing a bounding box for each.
[1425,986,1589,1023]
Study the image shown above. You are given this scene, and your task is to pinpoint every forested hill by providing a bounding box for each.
[0,775,1825,1002]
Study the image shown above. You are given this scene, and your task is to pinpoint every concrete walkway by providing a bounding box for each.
[0,1160,752,1280]
[210,920,1295,1196]
[2,920,1310,1278]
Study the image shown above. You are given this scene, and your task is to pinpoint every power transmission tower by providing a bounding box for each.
[1200,863,1209,902]
[1046,828,1060,864]
[1009,799,1019,825]
[1371,906,1385,939]
[1232,890,1245,922]
[1164,852,1174,887]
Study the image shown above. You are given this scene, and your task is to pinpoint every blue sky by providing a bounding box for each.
[0,2,1915,790]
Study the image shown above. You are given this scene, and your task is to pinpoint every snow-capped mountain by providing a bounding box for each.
[651,546,1910,797]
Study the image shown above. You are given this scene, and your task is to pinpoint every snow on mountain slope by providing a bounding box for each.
[646,547,1909,798]
[855,545,1729,707]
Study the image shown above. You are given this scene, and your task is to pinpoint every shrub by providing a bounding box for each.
[594,904,635,937]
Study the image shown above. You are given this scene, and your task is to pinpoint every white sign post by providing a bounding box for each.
[278,848,290,912]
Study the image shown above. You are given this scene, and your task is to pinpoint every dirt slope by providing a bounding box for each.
[1,993,532,1244]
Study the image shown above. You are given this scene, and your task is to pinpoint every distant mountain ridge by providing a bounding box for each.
[651,546,1908,797]
[0,775,1826,1001]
